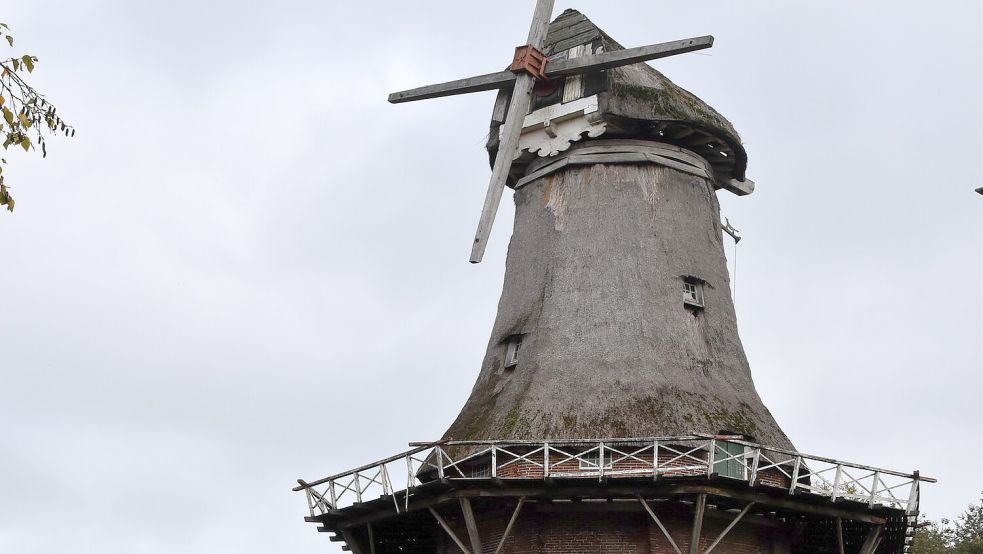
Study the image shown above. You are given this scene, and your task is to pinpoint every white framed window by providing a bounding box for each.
[578,449,613,470]
[504,335,522,368]
[469,464,491,478]
[683,278,705,308]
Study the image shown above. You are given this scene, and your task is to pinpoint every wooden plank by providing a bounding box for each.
[858,525,883,554]
[689,493,706,554]
[704,502,756,554]
[366,523,377,554]
[547,36,714,77]
[638,495,682,554]
[388,70,516,104]
[835,518,845,554]
[389,36,711,105]
[459,498,483,554]
[491,88,511,125]
[469,0,555,264]
[493,497,526,554]
[429,507,472,554]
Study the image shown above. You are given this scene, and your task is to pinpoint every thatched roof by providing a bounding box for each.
[488,9,748,184]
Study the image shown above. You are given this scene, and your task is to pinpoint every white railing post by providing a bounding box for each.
[437,448,445,480]
[906,471,921,514]
[305,489,315,517]
[653,440,659,481]
[406,454,415,488]
[329,481,338,508]
[748,448,761,485]
[543,442,550,479]
[381,464,391,496]
[353,473,363,503]
[707,439,716,478]
[869,471,880,508]
[830,464,843,502]
[491,446,498,478]
[789,456,801,495]
[598,442,605,481]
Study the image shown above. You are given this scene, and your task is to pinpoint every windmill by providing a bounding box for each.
[294,5,933,553]
[388,0,717,263]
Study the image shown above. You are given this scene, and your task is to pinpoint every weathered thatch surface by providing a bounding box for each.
[449,10,792,450]
[443,157,794,450]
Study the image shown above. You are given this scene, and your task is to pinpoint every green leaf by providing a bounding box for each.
[21,55,33,73]
[17,113,30,127]
[4,35,12,47]
[2,107,12,125]
[20,136,30,151]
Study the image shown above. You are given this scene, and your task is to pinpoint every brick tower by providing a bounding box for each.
[295,9,932,554]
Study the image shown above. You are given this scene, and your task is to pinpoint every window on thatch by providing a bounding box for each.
[683,277,705,308]
[504,335,522,368]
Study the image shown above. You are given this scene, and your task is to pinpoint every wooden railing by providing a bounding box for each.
[294,435,935,518]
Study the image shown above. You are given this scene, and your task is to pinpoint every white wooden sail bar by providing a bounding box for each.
[294,435,935,517]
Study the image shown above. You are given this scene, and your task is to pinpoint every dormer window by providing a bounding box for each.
[504,335,522,368]
[683,277,705,308]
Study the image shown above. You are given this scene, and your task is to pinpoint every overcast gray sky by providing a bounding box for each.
[1,1,980,552]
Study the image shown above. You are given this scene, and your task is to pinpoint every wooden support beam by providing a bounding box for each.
[429,507,472,554]
[366,523,377,554]
[835,518,845,554]
[704,502,756,554]
[689,493,707,554]
[388,70,517,104]
[339,529,365,554]
[459,498,483,554]
[494,497,526,554]
[638,495,682,554]
[858,525,883,554]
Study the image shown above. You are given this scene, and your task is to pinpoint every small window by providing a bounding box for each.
[579,449,613,470]
[683,278,705,308]
[504,335,522,368]
[713,441,747,479]
[469,464,491,478]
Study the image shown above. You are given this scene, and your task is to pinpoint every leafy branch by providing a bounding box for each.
[0,22,74,212]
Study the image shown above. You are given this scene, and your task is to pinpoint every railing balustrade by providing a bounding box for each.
[294,435,935,518]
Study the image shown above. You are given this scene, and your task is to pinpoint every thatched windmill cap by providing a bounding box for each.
[489,9,748,185]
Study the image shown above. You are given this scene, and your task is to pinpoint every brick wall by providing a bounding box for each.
[435,502,781,554]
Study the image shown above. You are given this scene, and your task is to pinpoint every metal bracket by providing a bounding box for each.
[510,44,548,79]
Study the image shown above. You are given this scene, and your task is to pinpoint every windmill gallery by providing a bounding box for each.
[293,4,935,553]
